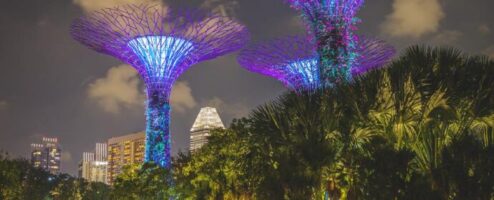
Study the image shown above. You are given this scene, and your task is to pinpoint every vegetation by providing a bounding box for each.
[0,46,493,199]
[0,152,111,200]
[172,46,494,199]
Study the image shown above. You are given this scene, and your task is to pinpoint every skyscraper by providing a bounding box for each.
[107,131,145,185]
[79,152,94,180]
[30,137,61,174]
[190,107,225,152]
[79,143,108,184]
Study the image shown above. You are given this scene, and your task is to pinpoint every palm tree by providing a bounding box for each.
[173,46,494,199]
[354,46,494,194]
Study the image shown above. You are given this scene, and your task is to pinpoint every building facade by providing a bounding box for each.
[107,132,145,185]
[190,107,225,152]
[79,152,94,180]
[31,137,62,174]
[79,143,108,184]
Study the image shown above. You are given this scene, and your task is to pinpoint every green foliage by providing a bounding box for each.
[0,152,54,199]
[0,152,111,200]
[173,46,494,199]
[111,163,173,200]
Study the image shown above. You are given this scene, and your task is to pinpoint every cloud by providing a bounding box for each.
[431,30,463,46]
[88,65,197,114]
[88,65,144,114]
[381,0,445,38]
[201,0,239,18]
[204,97,250,120]
[170,82,197,114]
[73,0,163,12]
[484,46,494,58]
[478,25,491,34]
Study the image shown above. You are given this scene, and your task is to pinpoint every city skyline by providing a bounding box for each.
[1,0,494,175]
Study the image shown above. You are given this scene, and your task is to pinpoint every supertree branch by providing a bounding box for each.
[237,35,395,93]
[238,36,320,93]
[352,37,396,75]
[71,4,249,168]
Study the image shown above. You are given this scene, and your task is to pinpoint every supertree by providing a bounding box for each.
[238,36,319,92]
[71,4,249,168]
[283,0,376,85]
[237,35,394,93]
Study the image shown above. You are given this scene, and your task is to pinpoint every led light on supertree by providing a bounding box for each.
[237,35,394,93]
[283,0,371,85]
[238,36,319,93]
[71,4,249,168]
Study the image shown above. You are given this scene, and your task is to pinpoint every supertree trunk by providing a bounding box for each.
[313,16,358,86]
[145,89,172,168]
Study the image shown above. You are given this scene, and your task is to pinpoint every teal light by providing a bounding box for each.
[128,36,194,78]
[286,59,319,86]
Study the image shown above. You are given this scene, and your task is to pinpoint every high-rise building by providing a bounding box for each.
[189,107,225,152]
[78,143,108,184]
[79,152,94,180]
[30,137,61,174]
[107,132,145,185]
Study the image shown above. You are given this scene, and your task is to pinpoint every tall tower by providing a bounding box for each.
[190,107,225,152]
[71,4,249,168]
[30,137,61,174]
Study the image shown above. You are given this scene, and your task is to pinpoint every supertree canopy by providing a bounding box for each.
[71,4,249,168]
[283,0,382,85]
[238,36,319,92]
[238,35,395,93]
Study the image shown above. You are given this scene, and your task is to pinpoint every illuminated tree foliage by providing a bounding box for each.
[176,47,494,199]
[71,4,249,168]
[283,0,394,85]
[238,35,395,93]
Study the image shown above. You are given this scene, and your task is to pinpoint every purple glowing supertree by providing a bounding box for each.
[71,4,249,168]
[238,35,394,93]
[238,36,319,92]
[283,0,388,85]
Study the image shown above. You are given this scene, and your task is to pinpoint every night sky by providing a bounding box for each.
[0,0,493,175]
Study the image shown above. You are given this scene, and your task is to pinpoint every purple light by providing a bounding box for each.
[238,36,320,92]
[351,37,396,75]
[71,4,249,168]
[282,0,395,85]
[238,35,395,93]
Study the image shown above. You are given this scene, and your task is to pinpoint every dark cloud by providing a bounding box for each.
[0,0,493,175]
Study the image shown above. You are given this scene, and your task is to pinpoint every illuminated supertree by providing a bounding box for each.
[238,36,319,92]
[283,0,375,85]
[237,35,394,93]
[71,4,249,168]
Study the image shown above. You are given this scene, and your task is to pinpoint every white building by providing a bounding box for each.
[189,107,225,152]
[79,143,108,184]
